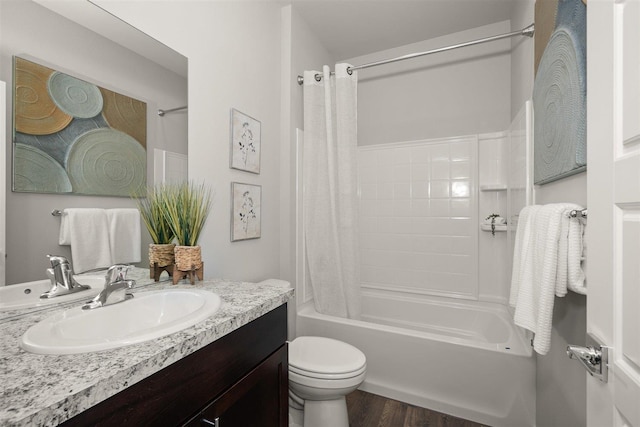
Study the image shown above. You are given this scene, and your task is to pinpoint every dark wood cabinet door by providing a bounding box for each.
[187,345,288,427]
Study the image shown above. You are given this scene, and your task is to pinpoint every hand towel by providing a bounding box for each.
[555,210,570,297]
[567,218,587,294]
[58,212,72,245]
[555,204,584,297]
[60,208,112,273]
[106,209,141,265]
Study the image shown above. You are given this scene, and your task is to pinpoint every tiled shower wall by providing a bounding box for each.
[358,136,479,299]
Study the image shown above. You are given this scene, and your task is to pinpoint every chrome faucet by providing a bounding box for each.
[40,255,90,299]
[82,265,135,310]
[104,264,131,285]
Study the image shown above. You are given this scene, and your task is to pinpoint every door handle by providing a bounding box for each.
[566,344,608,383]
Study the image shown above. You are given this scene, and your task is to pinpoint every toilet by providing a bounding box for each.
[288,336,367,427]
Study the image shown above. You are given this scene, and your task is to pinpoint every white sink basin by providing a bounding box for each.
[0,275,103,311]
[21,289,221,354]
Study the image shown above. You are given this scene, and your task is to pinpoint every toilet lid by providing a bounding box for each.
[289,336,366,375]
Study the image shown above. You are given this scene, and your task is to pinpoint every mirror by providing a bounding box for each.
[0,0,188,285]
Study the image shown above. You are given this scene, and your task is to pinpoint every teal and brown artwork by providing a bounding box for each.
[532,0,587,184]
[12,56,147,196]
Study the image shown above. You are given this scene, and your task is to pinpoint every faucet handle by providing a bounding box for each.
[47,254,70,268]
[105,264,131,285]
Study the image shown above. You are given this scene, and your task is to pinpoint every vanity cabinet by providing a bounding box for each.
[60,304,288,427]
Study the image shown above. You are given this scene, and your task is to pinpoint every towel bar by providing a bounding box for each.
[568,208,587,219]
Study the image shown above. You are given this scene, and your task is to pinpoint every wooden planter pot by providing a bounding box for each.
[149,243,176,282]
[173,245,204,285]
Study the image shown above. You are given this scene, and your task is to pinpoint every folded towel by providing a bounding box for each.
[107,209,141,265]
[556,210,570,297]
[567,217,587,294]
[59,208,112,273]
[58,213,72,245]
[555,204,584,297]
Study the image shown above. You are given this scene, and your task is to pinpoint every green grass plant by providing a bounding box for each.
[133,185,175,244]
[160,181,212,247]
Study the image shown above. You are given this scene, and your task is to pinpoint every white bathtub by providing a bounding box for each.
[296,289,536,427]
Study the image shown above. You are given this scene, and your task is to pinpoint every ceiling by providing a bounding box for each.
[292,0,515,59]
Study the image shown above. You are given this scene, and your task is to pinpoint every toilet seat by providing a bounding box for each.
[289,363,367,380]
[289,336,366,376]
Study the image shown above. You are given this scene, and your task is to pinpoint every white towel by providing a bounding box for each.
[59,208,112,273]
[555,210,570,297]
[107,209,141,265]
[510,203,582,355]
[58,213,72,245]
[567,218,587,294]
[509,205,541,308]
[555,204,584,297]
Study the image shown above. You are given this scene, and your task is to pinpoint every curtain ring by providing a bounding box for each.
[347,67,353,75]
[314,73,322,82]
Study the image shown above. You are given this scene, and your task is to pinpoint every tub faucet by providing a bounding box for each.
[82,265,135,310]
[40,255,90,299]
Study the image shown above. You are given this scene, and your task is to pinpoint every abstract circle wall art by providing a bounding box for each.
[12,56,147,196]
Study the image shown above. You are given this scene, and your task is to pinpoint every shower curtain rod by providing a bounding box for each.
[157,106,188,116]
[297,23,534,85]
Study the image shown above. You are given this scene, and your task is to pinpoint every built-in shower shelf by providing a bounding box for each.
[481,224,508,232]
[480,184,507,191]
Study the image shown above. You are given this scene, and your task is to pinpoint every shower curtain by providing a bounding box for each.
[303,63,361,319]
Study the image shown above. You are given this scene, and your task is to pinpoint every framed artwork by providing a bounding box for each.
[12,56,147,196]
[231,182,261,241]
[229,108,261,174]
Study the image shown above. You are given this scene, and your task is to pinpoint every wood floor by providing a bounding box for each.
[346,390,488,427]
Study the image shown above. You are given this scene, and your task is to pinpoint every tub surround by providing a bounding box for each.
[0,277,293,426]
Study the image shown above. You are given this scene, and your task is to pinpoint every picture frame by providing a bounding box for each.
[229,108,261,174]
[231,182,261,241]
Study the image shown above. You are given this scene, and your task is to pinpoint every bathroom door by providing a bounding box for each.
[587,1,640,426]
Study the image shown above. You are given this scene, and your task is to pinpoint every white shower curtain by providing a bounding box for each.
[303,63,361,319]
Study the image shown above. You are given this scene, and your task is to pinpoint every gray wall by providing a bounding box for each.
[344,21,512,146]
[93,1,284,283]
[510,3,587,425]
[534,174,588,427]
[0,0,187,284]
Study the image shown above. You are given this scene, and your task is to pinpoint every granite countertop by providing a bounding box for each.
[0,275,294,427]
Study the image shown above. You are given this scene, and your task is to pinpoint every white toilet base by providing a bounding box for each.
[288,406,304,427]
[303,397,349,427]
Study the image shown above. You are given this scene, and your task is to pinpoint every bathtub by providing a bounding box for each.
[296,288,536,427]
